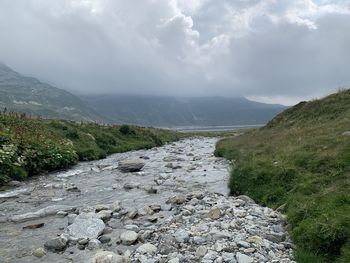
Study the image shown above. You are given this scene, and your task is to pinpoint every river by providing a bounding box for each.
[0,137,295,263]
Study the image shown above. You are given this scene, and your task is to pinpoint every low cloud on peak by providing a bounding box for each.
[0,0,349,104]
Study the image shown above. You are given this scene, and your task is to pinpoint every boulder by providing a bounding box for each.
[67,213,105,239]
[118,160,145,173]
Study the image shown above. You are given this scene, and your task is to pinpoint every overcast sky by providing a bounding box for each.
[0,0,349,105]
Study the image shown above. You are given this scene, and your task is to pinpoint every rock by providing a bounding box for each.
[65,184,81,192]
[67,213,105,239]
[101,225,112,234]
[95,204,110,212]
[8,180,21,187]
[236,195,255,204]
[125,224,140,232]
[145,186,158,194]
[196,246,208,257]
[203,251,219,260]
[88,239,101,250]
[163,156,182,162]
[92,251,128,263]
[97,210,113,221]
[23,222,44,230]
[32,247,46,258]
[264,232,286,243]
[136,243,157,254]
[123,182,141,190]
[243,248,255,254]
[108,218,119,229]
[67,213,77,225]
[193,236,206,245]
[147,216,158,223]
[342,131,350,136]
[99,235,112,243]
[44,237,67,252]
[57,211,68,217]
[174,229,189,243]
[78,238,89,245]
[140,156,150,160]
[118,160,145,173]
[127,208,138,219]
[166,195,186,205]
[110,201,122,212]
[10,205,76,223]
[120,231,138,245]
[236,252,253,263]
[237,241,250,248]
[168,258,180,263]
[208,208,222,220]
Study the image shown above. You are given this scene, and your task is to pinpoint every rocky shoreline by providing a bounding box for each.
[0,138,295,262]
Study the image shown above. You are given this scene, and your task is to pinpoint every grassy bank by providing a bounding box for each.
[0,113,183,184]
[215,90,350,263]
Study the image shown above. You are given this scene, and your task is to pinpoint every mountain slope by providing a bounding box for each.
[81,94,286,126]
[215,89,350,263]
[0,64,103,122]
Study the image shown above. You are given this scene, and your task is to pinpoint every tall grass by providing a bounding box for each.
[0,113,183,184]
[215,89,350,262]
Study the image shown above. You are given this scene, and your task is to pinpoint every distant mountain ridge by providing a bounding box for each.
[0,63,103,122]
[81,94,287,127]
[0,63,286,126]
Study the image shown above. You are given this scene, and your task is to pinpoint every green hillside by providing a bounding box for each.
[215,89,350,262]
[0,113,182,185]
[0,63,103,122]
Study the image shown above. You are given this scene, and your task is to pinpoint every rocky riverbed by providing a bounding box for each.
[0,137,295,263]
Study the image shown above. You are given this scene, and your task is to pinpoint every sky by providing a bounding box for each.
[0,0,349,105]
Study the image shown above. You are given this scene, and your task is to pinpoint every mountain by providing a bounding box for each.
[81,94,287,127]
[215,89,350,262]
[0,64,103,122]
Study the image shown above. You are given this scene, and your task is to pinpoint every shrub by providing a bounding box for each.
[119,124,135,135]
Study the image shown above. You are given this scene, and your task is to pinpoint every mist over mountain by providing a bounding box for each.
[0,63,103,122]
[81,94,286,127]
[0,63,286,126]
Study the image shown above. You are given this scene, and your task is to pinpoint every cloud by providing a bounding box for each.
[0,0,349,104]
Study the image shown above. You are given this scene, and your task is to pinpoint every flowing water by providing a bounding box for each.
[0,137,231,262]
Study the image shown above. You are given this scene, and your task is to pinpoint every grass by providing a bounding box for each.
[0,113,184,184]
[215,89,350,263]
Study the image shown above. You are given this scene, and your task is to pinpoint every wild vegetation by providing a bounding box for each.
[215,89,350,263]
[0,113,183,184]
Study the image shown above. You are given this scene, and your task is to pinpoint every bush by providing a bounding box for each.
[0,113,183,185]
[119,124,135,135]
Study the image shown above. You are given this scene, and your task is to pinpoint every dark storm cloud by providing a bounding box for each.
[0,0,349,104]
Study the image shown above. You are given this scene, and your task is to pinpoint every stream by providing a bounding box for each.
[0,137,295,263]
